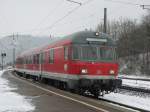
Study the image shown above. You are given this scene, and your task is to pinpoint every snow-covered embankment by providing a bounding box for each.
[0,70,35,112]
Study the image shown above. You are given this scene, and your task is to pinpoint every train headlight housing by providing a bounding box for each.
[109,70,115,75]
[81,69,88,74]
[95,32,99,36]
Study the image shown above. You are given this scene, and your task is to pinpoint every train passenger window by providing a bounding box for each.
[30,56,32,64]
[49,49,54,63]
[64,46,68,60]
[25,57,28,64]
[37,54,40,64]
[29,56,31,64]
[40,53,45,64]
[27,57,29,64]
[31,55,33,64]
[33,55,36,64]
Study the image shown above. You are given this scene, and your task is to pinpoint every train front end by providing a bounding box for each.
[68,31,122,96]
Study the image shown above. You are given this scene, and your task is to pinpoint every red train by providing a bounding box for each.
[15,31,122,97]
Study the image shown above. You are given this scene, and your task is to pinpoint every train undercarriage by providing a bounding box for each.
[15,71,122,97]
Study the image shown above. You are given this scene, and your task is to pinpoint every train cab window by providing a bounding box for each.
[72,46,80,60]
[99,47,114,60]
[49,49,54,63]
[64,46,68,60]
[82,46,98,60]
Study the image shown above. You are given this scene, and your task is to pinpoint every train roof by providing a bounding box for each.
[18,31,115,57]
[66,30,114,44]
[41,30,115,46]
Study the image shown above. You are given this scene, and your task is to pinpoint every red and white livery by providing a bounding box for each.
[15,31,122,97]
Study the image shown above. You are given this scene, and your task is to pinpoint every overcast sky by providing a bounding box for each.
[0,0,150,38]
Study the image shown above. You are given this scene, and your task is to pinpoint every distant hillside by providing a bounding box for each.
[0,35,52,64]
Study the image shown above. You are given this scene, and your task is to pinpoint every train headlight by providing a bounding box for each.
[81,69,88,74]
[95,32,99,36]
[109,70,115,75]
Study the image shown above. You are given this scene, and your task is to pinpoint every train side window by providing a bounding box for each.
[29,56,31,64]
[33,55,36,64]
[31,55,33,64]
[40,52,45,64]
[64,46,68,60]
[49,49,54,63]
[37,54,40,64]
[25,57,27,64]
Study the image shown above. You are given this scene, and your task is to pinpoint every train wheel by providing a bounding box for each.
[114,88,119,93]
[74,87,80,94]
[40,78,48,84]
[94,92,99,98]
[63,83,68,90]
[78,88,85,95]
[93,89,101,98]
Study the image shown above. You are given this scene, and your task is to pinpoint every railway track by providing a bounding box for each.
[99,98,149,112]
[119,77,150,81]
[119,85,150,93]
[11,71,149,112]
[118,76,150,93]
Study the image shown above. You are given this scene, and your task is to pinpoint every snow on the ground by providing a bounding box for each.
[104,74,150,111]
[122,79,150,89]
[0,70,35,112]
[103,92,150,111]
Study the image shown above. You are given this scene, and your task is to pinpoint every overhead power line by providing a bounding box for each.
[25,0,65,33]
[105,0,141,6]
[36,0,95,35]
[43,0,94,30]
[105,0,150,11]
[44,6,81,30]
[66,0,82,5]
[19,0,93,35]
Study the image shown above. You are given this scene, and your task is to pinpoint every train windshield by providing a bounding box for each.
[72,45,116,61]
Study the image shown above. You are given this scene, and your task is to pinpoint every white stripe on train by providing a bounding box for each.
[15,68,116,81]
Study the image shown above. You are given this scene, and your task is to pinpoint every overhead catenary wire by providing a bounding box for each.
[104,0,141,6]
[35,0,95,35]
[33,0,65,30]
[20,0,65,34]
[104,0,150,17]
[66,0,82,5]
[17,0,83,35]
[0,0,94,37]
[2,0,148,37]
[31,0,149,36]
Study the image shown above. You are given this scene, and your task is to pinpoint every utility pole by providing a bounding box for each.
[103,8,107,33]
[141,5,150,10]
[12,34,15,68]
[1,53,6,70]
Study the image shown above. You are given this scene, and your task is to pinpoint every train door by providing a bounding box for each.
[39,52,44,77]
[64,46,69,72]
